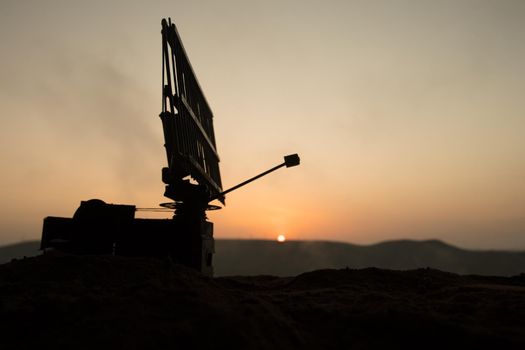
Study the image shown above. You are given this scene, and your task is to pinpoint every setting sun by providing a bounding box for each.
[277,235,286,243]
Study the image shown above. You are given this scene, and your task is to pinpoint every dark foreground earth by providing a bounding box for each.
[1,254,525,349]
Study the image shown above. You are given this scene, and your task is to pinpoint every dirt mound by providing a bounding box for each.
[0,254,301,349]
[1,255,525,349]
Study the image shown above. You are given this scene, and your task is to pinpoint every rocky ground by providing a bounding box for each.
[1,254,525,349]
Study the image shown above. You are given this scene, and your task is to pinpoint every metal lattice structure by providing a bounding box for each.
[160,18,223,205]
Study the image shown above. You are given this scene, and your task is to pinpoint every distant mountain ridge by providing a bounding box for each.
[214,239,525,276]
[0,241,40,264]
[2,239,525,276]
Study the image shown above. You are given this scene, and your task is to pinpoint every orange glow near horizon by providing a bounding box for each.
[0,1,525,250]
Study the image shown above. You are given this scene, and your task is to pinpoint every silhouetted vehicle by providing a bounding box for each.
[41,18,299,276]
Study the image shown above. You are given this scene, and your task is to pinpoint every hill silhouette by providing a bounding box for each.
[2,239,525,276]
[0,241,40,263]
[214,239,525,276]
[1,254,525,349]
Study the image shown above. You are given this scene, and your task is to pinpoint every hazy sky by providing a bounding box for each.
[1,0,524,249]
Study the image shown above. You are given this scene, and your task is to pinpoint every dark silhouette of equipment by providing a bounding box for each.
[40,18,300,276]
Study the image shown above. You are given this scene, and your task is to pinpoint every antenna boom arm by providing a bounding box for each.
[210,154,300,201]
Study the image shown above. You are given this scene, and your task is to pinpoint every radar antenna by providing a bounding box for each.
[40,18,300,277]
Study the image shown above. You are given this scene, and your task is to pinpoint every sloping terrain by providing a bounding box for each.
[0,241,40,264]
[1,254,525,349]
[2,239,525,276]
[214,239,525,276]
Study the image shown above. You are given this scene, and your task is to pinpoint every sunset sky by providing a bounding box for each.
[1,0,524,249]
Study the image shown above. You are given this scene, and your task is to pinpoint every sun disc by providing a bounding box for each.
[277,234,286,243]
